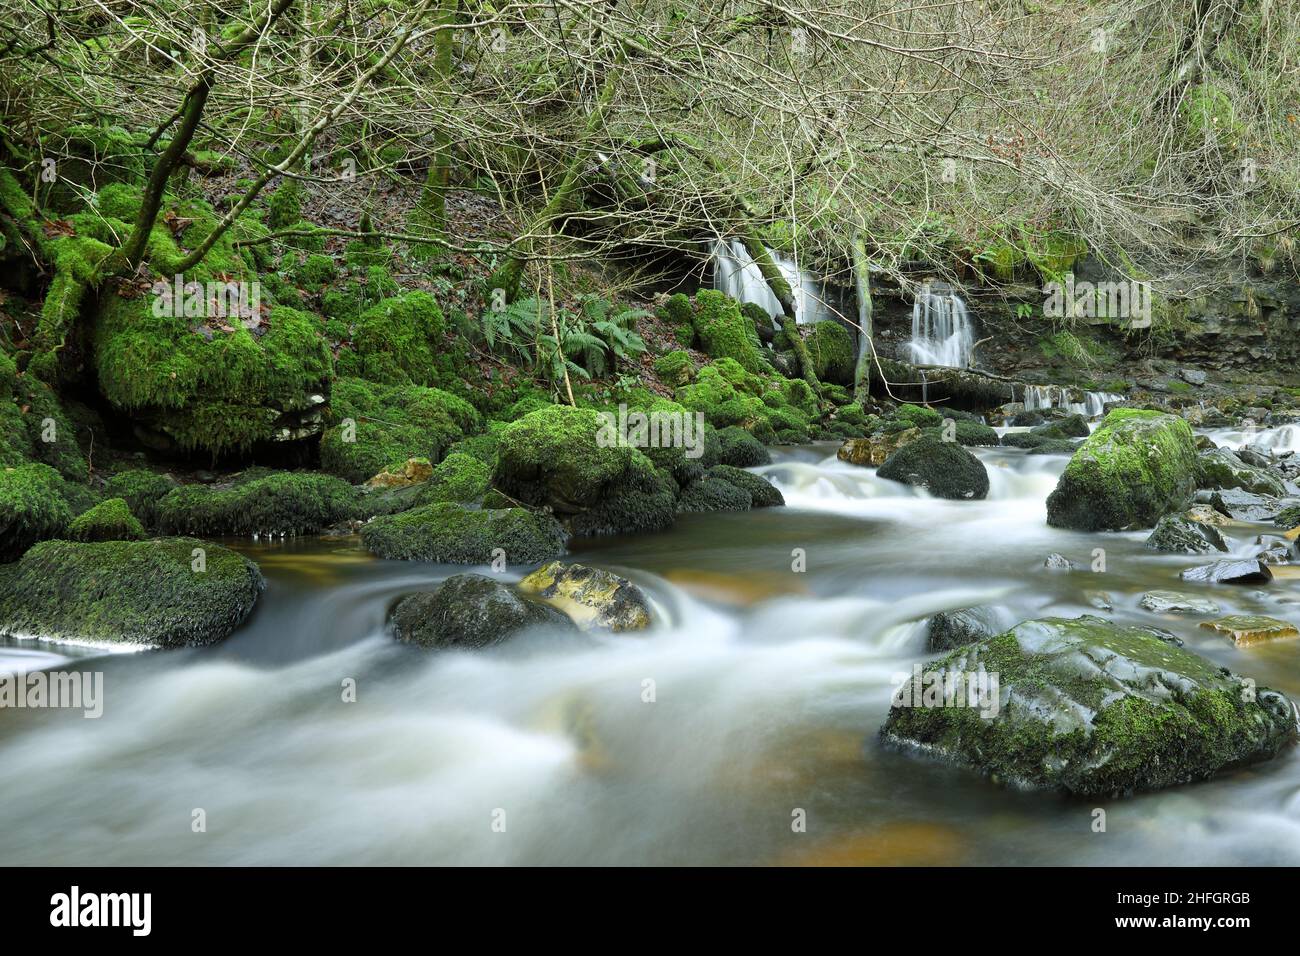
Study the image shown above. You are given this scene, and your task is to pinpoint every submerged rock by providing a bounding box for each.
[877,437,989,500]
[1139,590,1221,615]
[361,502,567,564]
[1043,552,1074,571]
[1199,615,1299,647]
[518,561,652,632]
[1046,409,1197,531]
[391,574,574,649]
[881,615,1297,796]
[0,538,264,646]
[1145,513,1229,554]
[1179,558,1273,585]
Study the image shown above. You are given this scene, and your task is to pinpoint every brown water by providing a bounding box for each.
[2,435,1299,865]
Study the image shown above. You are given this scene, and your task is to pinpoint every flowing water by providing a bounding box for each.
[909,284,973,368]
[711,239,833,326]
[3,433,1300,865]
[1023,384,1125,418]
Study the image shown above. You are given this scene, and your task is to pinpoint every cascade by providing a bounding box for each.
[908,283,974,368]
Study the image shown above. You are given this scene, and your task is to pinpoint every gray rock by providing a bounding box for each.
[1255,535,1295,565]
[1211,488,1293,522]
[1043,552,1074,571]
[1145,513,1229,554]
[927,607,999,652]
[1180,368,1208,386]
[1139,590,1221,615]
[1179,559,1273,585]
[1196,447,1286,497]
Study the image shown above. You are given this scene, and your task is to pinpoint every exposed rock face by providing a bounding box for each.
[1046,410,1198,531]
[391,574,576,649]
[877,437,990,500]
[0,538,264,646]
[881,615,1298,797]
[365,457,434,488]
[1145,513,1229,554]
[1200,615,1300,647]
[518,561,652,632]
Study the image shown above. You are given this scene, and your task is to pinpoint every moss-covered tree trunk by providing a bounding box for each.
[738,234,820,395]
[851,234,873,405]
[410,0,458,257]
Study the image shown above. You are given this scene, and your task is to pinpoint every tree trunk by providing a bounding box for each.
[851,234,873,405]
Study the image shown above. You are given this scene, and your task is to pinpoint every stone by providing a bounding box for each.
[1043,552,1073,571]
[877,437,989,500]
[1199,615,1300,647]
[1145,513,1229,554]
[391,574,576,649]
[1211,488,1291,522]
[927,607,999,652]
[518,561,653,632]
[837,428,920,467]
[1196,447,1286,497]
[1139,590,1221,615]
[1179,559,1273,585]
[365,457,434,488]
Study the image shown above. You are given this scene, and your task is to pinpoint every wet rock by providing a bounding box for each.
[1273,503,1300,530]
[1199,615,1299,647]
[365,457,434,489]
[707,464,784,508]
[877,437,989,500]
[1255,535,1294,565]
[1186,504,1232,527]
[1139,590,1221,615]
[837,428,920,467]
[1145,514,1229,554]
[361,502,568,564]
[1238,446,1274,470]
[1030,414,1090,439]
[1043,552,1073,571]
[391,574,575,649]
[881,615,1297,796]
[677,475,752,513]
[518,561,652,632]
[1211,488,1291,522]
[927,607,1000,652]
[1086,591,1114,612]
[1179,558,1273,585]
[1046,410,1198,531]
[0,538,264,647]
[1196,447,1286,497]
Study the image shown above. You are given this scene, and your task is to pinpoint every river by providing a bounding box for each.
[2,429,1299,865]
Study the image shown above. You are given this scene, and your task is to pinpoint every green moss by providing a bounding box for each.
[878,436,990,499]
[708,464,783,507]
[67,497,147,541]
[690,290,766,372]
[266,179,303,230]
[335,291,449,387]
[677,475,751,512]
[320,377,480,483]
[361,501,568,564]
[715,425,771,467]
[0,463,74,562]
[653,349,695,386]
[1046,409,1198,531]
[103,469,178,529]
[156,471,360,536]
[804,320,855,385]
[293,253,338,291]
[675,365,768,431]
[658,292,695,347]
[919,420,1000,446]
[413,452,492,505]
[893,403,944,430]
[0,537,264,646]
[12,376,86,480]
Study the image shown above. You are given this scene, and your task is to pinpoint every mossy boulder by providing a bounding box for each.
[157,472,359,536]
[877,437,989,500]
[653,350,695,387]
[103,469,177,529]
[0,538,265,646]
[518,561,652,632]
[11,376,87,480]
[334,291,451,387]
[715,425,770,467]
[919,420,1000,446]
[1046,409,1197,531]
[321,377,480,484]
[892,403,944,430]
[361,502,567,564]
[804,320,855,385]
[413,453,492,505]
[1196,447,1287,497]
[1030,414,1090,439]
[677,475,752,512]
[0,463,75,562]
[391,573,575,649]
[689,290,766,373]
[67,497,147,542]
[707,464,784,507]
[492,404,676,536]
[882,615,1297,796]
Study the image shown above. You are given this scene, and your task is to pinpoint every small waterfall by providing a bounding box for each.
[1023,385,1121,418]
[909,283,973,368]
[711,239,831,325]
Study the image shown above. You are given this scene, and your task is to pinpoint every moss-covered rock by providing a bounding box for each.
[1046,409,1198,531]
[67,497,147,542]
[413,452,492,505]
[157,472,359,536]
[881,615,1297,796]
[707,464,784,507]
[804,320,855,385]
[715,425,771,467]
[361,502,568,564]
[320,377,480,484]
[892,403,944,430]
[518,561,652,632]
[391,573,575,649]
[653,349,695,387]
[0,537,265,646]
[12,376,87,480]
[919,420,1000,446]
[690,290,766,373]
[493,404,676,536]
[878,437,989,499]
[677,475,752,512]
[103,469,177,529]
[658,292,695,347]
[1030,414,1091,439]
[1145,513,1229,554]
[1196,447,1287,497]
[0,463,75,562]
[334,291,450,387]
